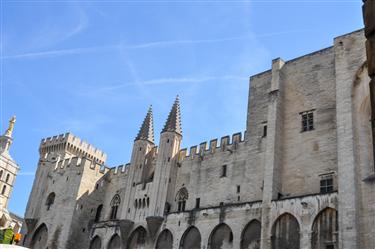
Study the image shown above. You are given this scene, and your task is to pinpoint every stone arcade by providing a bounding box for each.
[23,29,375,249]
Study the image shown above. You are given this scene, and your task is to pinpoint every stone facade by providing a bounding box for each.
[23,29,375,249]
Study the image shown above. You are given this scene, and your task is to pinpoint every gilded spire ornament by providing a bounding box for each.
[4,116,16,138]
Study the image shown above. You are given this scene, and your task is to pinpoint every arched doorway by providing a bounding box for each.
[179,226,201,249]
[271,213,300,249]
[241,220,261,249]
[208,223,233,249]
[155,229,173,249]
[311,208,338,249]
[90,236,102,249]
[127,226,147,249]
[107,234,121,249]
[30,223,48,249]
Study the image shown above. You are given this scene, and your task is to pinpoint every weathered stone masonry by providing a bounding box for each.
[23,29,374,249]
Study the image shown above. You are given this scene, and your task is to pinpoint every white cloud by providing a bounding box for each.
[2,29,310,60]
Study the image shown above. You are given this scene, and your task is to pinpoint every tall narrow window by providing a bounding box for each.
[46,192,55,210]
[5,174,10,183]
[176,187,188,212]
[301,110,314,132]
[320,176,334,194]
[1,186,6,195]
[0,170,3,180]
[262,125,267,137]
[221,165,227,178]
[94,204,103,222]
[195,198,200,209]
[110,194,121,220]
[236,185,241,193]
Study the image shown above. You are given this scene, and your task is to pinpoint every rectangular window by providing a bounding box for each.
[320,177,334,194]
[301,111,314,132]
[221,165,227,177]
[195,198,200,209]
[237,185,240,193]
[263,125,267,137]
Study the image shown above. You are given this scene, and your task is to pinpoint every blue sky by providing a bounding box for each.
[1,0,363,216]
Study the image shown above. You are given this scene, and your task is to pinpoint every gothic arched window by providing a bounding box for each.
[110,194,121,220]
[46,192,55,211]
[176,187,188,212]
[94,204,103,222]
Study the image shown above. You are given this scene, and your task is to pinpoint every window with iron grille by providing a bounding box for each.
[320,177,334,194]
[301,111,314,132]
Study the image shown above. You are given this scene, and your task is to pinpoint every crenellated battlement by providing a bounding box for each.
[108,163,131,176]
[179,131,246,161]
[39,133,107,164]
[51,156,110,176]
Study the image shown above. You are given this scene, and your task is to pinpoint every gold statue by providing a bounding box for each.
[4,116,16,137]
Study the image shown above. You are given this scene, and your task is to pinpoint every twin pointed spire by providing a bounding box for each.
[135,96,182,143]
[135,106,155,143]
[162,95,182,135]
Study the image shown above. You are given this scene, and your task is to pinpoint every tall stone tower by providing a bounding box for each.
[122,106,156,221]
[147,96,182,236]
[23,133,106,249]
[0,116,20,230]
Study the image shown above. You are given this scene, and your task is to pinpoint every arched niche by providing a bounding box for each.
[271,213,300,249]
[127,226,147,249]
[107,234,121,249]
[155,229,173,249]
[241,220,261,249]
[208,223,234,249]
[90,236,102,249]
[30,223,48,249]
[311,208,338,249]
[179,226,201,249]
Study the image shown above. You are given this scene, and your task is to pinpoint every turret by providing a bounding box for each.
[147,96,182,236]
[123,106,156,219]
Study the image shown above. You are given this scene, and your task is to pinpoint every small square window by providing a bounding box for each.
[301,111,314,132]
[320,177,334,194]
[221,165,227,178]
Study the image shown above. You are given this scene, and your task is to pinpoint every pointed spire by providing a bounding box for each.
[135,106,154,143]
[3,116,16,138]
[162,96,182,135]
